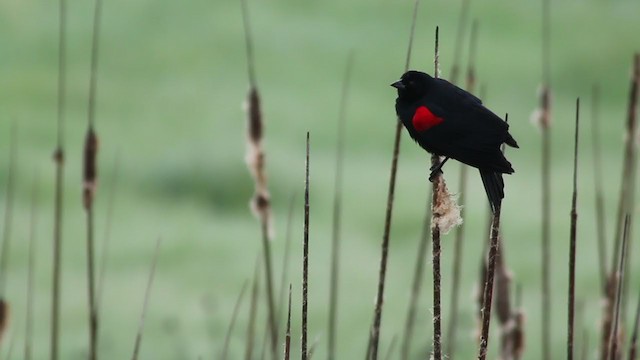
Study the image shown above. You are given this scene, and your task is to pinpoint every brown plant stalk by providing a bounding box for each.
[628,293,640,360]
[478,204,502,360]
[51,0,67,357]
[446,20,478,359]
[568,98,580,360]
[302,132,310,360]
[328,51,353,360]
[284,284,292,360]
[608,216,631,360]
[590,85,608,293]
[241,0,278,354]
[24,172,40,360]
[131,239,162,360]
[0,125,17,347]
[368,0,420,358]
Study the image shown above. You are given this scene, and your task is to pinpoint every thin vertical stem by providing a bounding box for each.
[608,216,630,360]
[400,197,431,360]
[540,1,552,358]
[131,239,162,360]
[368,1,420,358]
[51,0,67,358]
[0,124,17,297]
[24,172,39,360]
[284,284,292,360]
[446,21,478,359]
[221,280,249,360]
[449,0,471,84]
[302,132,310,360]
[245,256,261,360]
[568,98,580,360]
[591,85,607,293]
[478,206,502,360]
[328,52,353,360]
[431,26,443,360]
[628,294,640,360]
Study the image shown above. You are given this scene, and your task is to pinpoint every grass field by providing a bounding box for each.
[1,0,639,358]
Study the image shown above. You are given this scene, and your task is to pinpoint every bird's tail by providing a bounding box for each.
[479,169,504,214]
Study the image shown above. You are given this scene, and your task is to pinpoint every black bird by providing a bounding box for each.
[391,70,518,213]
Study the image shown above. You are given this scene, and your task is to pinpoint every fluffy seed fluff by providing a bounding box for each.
[430,176,462,234]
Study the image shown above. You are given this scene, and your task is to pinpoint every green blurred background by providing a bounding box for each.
[1,0,639,358]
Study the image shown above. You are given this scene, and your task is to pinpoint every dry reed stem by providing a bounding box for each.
[601,273,618,360]
[629,294,640,360]
[328,52,353,360]
[0,124,17,298]
[478,205,502,360]
[568,98,580,360]
[446,20,478,359]
[608,215,631,360]
[302,132,310,360]
[24,172,39,360]
[277,194,296,324]
[430,26,447,360]
[449,0,471,84]
[368,1,420,358]
[131,238,162,360]
[400,195,431,360]
[620,54,639,322]
[221,280,249,360]
[51,1,67,358]
[240,1,277,354]
[591,85,608,293]
[83,0,103,356]
[539,1,552,358]
[245,256,261,360]
[284,284,292,360]
[97,153,120,313]
[244,79,278,360]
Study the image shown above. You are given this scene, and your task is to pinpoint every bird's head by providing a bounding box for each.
[390,70,434,102]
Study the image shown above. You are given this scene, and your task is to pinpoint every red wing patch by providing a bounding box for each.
[412,106,444,131]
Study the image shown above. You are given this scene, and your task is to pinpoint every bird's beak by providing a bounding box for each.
[390,80,405,90]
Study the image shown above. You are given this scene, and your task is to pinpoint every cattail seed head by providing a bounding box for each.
[244,86,273,238]
[530,85,552,130]
[0,298,9,344]
[83,127,99,210]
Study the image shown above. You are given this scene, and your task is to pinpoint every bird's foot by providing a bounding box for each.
[429,169,443,182]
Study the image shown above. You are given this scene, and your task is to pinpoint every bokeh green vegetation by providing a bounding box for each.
[0,0,639,358]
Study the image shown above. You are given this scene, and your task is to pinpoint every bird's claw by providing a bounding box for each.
[429,169,443,182]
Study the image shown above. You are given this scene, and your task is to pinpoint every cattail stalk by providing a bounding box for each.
[24,173,39,360]
[97,154,120,313]
[539,0,553,358]
[328,52,353,360]
[446,20,478,359]
[590,85,607,293]
[568,98,580,360]
[368,1,420,358]
[245,257,260,360]
[608,216,631,360]
[51,0,67,356]
[302,132,310,360]
[241,0,278,354]
[431,26,443,360]
[221,281,249,360]
[83,0,103,356]
[284,284,292,360]
[628,294,640,360]
[478,204,502,360]
[400,195,431,360]
[449,0,471,84]
[131,239,162,360]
